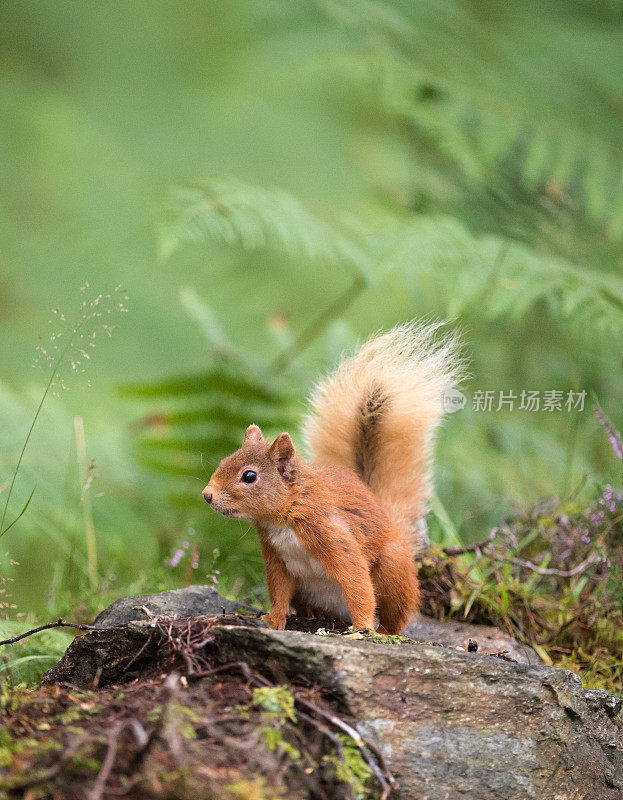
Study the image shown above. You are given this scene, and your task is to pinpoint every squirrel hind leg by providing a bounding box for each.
[372,539,421,635]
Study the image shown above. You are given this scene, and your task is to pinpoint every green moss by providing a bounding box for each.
[145,703,163,722]
[69,754,101,772]
[323,733,374,800]
[172,704,201,723]
[169,702,201,739]
[248,686,302,765]
[181,723,198,740]
[57,709,84,725]
[0,731,61,768]
[0,769,53,792]
[47,704,102,725]
[0,731,15,768]
[226,777,272,800]
[318,629,422,646]
[0,683,28,715]
[360,631,420,646]
[159,767,191,784]
[251,686,297,724]
[29,739,62,755]
[260,725,300,761]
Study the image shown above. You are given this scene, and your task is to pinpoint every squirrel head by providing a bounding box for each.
[202,424,300,522]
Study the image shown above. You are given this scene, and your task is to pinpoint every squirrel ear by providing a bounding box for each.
[268,433,296,481]
[244,424,264,445]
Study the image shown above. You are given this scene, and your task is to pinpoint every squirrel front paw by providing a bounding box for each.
[261,612,287,630]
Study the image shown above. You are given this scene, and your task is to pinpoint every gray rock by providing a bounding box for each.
[404,614,540,664]
[42,605,622,800]
[214,625,623,800]
[93,584,257,628]
[585,689,623,718]
[93,585,538,663]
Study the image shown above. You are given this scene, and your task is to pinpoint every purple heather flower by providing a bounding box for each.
[593,404,623,459]
[170,548,185,567]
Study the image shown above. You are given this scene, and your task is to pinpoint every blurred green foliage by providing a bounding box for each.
[0,1,622,685]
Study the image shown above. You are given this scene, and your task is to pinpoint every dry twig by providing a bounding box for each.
[89,719,148,800]
[443,531,601,578]
[0,618,121,648]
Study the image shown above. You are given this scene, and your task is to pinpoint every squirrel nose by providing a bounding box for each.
[202,487,213,504]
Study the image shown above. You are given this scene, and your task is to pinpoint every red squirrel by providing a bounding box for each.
[202,322,462,634]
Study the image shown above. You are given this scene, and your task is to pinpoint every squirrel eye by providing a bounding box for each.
[241,470,257,484]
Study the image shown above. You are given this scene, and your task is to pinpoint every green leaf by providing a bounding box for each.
[463,586,481,618]
[0,486,36,537]
[499,582,510,613]
[571,575,589,601]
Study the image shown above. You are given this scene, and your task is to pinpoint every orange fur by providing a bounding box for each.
[202,323,462,634]
[303,321,463,551]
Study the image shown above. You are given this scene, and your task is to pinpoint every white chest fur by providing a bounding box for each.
[265,524,325,579]
[264,523,351,622]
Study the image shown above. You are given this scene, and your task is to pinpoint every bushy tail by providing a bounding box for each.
[302,321,464,552]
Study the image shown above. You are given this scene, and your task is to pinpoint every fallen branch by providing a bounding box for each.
[442,528,498,557]
[492,550,601,577]
[89,718,148,800]
[0,618,120,648]
[295,694,396,800]
[443,533,601,578]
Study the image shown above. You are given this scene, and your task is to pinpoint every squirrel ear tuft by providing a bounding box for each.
[269,433,296,481]
[244,424,264,445]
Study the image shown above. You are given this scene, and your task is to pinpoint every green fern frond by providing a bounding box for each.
[121,368,282,403]
[123,361,300,499]
[371,213,623,334]
[313,0,623,259]
[159,178,374,281]
[160,170,623,337]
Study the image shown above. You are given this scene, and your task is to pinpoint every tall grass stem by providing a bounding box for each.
[74,415,98,591]
[0,336,75,537]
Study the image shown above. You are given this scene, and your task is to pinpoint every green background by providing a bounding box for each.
[1,0,622,625]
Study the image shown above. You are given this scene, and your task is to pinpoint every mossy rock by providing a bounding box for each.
[37,598,623,800]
